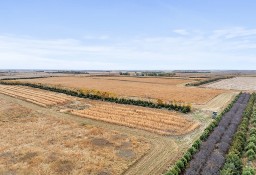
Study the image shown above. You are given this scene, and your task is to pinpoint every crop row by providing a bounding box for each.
[0,81,191,113]
[165,92,249,175]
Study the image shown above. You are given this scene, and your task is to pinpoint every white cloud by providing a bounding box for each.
[173,29,189,36]
[0,27,256,70]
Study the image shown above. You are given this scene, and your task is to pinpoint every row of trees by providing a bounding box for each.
[242,95,256,175]
[220,93,255,175]
[245,105,256,161]
[185,93,250,175]
[0,80,191,113]
[185,76,233,86]
[165,93,242,175]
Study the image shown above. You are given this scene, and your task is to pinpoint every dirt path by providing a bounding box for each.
[0,93,206,175]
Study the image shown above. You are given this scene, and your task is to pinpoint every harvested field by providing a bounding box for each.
[89,76,194,85]
[0,85,71,107]
[18,76,226,104]
[71,102,200,136]
[204,77,256,91]
[0,84,198,136]
[0,98,150,175]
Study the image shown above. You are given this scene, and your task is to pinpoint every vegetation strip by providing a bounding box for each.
[221,93,256,175]
[185,76,233,86]
[0,81,191,113]
[242,102,256,174]
[166,92,248,175]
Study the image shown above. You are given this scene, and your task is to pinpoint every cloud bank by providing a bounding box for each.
[1,27,256,70]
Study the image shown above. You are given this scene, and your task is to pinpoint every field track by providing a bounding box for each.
[0,92,205,175]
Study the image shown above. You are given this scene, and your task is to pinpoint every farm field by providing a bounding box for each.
[0,86,210,175]
[0,73,243,175]
[17,76,226,104]
[0,85,199,136]
[0,85,72,107]
[204,77,256,91]
[0,97,150,175]
[71,102,199,136]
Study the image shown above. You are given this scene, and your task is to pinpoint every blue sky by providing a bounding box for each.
[1,0,256,70]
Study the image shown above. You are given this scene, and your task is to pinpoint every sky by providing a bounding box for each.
[0,0,256,70]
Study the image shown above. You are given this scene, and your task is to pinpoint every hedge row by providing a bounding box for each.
[0,81,191,113]
[185,76,233,86]
[165,93,242,175]
[245,103,256,161]
[221,94,256,175]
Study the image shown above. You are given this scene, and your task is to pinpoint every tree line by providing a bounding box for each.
[165,92,253,175]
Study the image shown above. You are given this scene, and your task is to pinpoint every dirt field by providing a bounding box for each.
[18,76,226,104]
[0,97,150,175]
[204,77,256,91]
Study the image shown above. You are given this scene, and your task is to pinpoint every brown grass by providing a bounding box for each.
[0,99,150,175]
[18,76,226,104]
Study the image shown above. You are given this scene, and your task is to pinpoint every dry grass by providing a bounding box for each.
[0,99,150,175]
[19,76,226,104]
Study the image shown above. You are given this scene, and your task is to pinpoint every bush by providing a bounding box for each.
[245,142,256,152]
[242,166,255,175]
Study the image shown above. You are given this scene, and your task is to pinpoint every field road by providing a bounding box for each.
[0,93,207,175]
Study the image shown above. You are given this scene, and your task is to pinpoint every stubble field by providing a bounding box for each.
[18,76,226,104]
[0,97,150,175]
[204,77,256,91]
[0,74,238,175]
